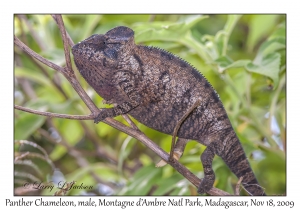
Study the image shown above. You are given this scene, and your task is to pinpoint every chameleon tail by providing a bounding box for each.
[220,131,266,196]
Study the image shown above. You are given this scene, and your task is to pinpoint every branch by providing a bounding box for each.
[14,105,93,120]
[14,16,231,196]
[235,176,243,195]
[18,14,47,51]
[122,114,139,130]
[51,15,74,47]
[54,15,73,74]
[14,36,66,75]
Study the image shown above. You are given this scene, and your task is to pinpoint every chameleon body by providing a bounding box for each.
[72,26,265,195]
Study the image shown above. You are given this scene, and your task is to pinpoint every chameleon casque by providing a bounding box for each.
[72,26,265,195]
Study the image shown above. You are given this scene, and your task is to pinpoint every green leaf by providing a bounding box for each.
[59,120,83,144]
[217,58,251,73]
[214,55,251,73]
[269,23,286,40]
[118,136,134,175]
[118,165,161,195]
[14,113,46,140]
[246,15,279,51]
[183,33,212,62]
[49,145,67,161]
[255,37,286,62]
[223,15,242,35]
[66,163,117,182]
[133,16,211,62]
[15,67,52,88]
[15,100,49,140]
[133,15,208,43]
[36,85,65,103]
[50,119,84,161]
[153,174,187,195]
[246,53,280,88]
[215,15,241,56]
[40,49,65,66]
[215,56,234,68]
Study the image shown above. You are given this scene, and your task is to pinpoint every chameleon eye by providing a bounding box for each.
[103,41,106,45]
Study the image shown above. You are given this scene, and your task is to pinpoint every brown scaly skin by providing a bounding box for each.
[72,26,265,196]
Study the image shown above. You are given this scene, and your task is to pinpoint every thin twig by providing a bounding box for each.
[17,78,37,99]
[51,15,74,47]
[16,15,28,46]
[14,36,66,75]
[54,15,73,74]
[14,160,43,177]
[15,152,55,171]
[15,140,49,158]
[15,48,68,99]
[18,14,47,51]
[169,99,201,161]
[14,171,41,183]
[113,102,139,130]
[235,176,243,195]
[122,114,139,130]
[14,105,94,120]
[14,151,29,162]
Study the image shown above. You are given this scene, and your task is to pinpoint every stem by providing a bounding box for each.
[222,15,241,56]
[15,105,93,120]
[54,15,73,74]
[18,14,47,51]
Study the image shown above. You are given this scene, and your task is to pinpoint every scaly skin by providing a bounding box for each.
[72,26,265,195]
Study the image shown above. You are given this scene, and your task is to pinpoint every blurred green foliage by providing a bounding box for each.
[14,14,286,196]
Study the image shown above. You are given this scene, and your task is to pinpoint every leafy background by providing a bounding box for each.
[14,14,286,196]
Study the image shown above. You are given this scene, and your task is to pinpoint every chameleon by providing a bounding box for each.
[71,26,265,195]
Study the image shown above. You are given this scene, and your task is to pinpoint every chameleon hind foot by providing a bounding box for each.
[197,175,215,194]
[198,144,216,194]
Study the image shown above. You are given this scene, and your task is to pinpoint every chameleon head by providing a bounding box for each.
[72,26,135,71]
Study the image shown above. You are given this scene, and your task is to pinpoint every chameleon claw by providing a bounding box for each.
[102,99,114,105]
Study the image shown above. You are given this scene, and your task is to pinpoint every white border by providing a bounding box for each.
[2,0,299,209]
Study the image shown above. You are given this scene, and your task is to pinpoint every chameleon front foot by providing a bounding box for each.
[94,109,112,124]
[155,152,181,167]
[94,113,105,124]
